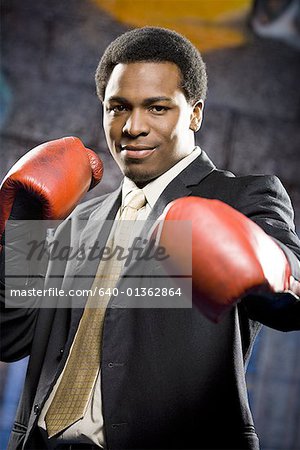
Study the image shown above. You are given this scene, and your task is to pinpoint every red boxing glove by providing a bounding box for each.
[155,197,300,322]
[0,136,103,249]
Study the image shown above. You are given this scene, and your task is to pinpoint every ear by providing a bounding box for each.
[189,100,204,132]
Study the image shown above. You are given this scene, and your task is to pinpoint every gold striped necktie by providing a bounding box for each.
[45,188,146,437]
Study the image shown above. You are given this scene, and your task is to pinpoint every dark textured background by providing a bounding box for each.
[0,1,300,448]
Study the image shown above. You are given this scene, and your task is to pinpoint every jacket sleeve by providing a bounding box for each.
[0,220,44,361]
[0,219,69,362]
[236,175,300,331]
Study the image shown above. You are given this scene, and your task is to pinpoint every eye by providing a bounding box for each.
[149,105,169,114]
[108,105,128,113]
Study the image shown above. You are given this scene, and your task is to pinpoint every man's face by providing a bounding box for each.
[103,61,203,187]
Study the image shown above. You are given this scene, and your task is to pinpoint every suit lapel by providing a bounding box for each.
[69,185,122,332]
[74,185,122,273]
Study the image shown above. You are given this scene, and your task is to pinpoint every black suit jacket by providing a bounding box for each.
[1,151,300,450]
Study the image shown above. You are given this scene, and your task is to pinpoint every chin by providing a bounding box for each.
[123,167,158,186]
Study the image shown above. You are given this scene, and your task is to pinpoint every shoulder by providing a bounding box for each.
[70,192,112,220]
[200,169,289,208]
[193,166,298,242]
[228,174,293,220]
[205,169,282,192]
[183,151,284,202]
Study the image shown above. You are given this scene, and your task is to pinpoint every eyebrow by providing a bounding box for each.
[106,96,173,106]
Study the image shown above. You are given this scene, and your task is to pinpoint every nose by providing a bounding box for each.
[122,110,149,137]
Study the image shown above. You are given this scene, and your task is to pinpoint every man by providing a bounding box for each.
[1,27,300,450]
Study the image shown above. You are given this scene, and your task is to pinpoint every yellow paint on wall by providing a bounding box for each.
[92,0,252,51]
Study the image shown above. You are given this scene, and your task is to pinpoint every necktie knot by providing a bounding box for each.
[123,188,146,211]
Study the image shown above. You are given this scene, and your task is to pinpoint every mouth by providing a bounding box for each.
[120,144,157,159]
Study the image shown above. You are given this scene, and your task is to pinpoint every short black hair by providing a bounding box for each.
[95,26,207,104]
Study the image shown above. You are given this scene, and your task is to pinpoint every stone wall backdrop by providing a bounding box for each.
[1,1,300,449]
